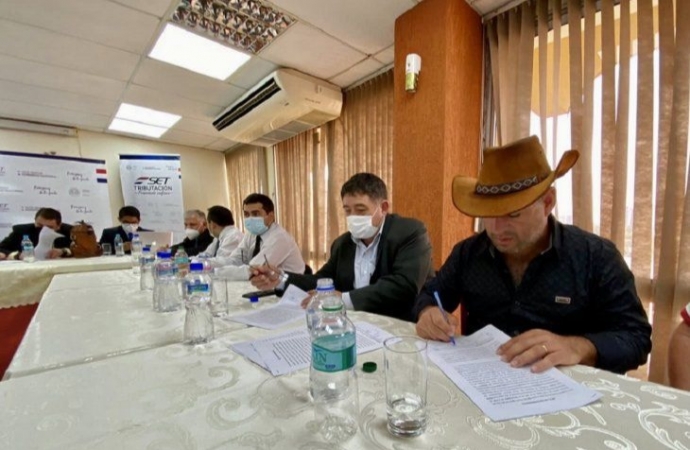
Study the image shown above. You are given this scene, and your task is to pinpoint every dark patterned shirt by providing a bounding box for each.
[413,217,652,374]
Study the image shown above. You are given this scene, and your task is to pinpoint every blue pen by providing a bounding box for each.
[433,291,456,345]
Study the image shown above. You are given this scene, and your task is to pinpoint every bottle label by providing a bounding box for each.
[311,333,356,372]
[186,283,210,294]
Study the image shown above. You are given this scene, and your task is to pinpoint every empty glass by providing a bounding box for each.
[210,276,229,317]
[101,243,112,256]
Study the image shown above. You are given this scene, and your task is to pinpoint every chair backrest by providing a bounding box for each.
[304,264,313,275]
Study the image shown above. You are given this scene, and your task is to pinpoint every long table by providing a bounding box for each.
[1,271,689,449]
[0,256,133,309]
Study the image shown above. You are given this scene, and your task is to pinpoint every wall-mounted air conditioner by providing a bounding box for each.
[213,68,342,147]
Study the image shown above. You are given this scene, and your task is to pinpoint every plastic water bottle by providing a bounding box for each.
[21,235,35,263]
[174,248,190,278]
[139,247,155,291]
[152,250,181,312]
[183,262,214,345]
[306,278,338,331]
[114,234,125,257]
[130,233,143,274]
[309,295,359,443]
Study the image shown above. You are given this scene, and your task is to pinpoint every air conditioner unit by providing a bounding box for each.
[213,68,342,147]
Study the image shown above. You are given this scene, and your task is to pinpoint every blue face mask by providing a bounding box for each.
[244,217,268,235]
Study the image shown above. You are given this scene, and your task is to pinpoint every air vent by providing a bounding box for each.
[212,78,281,130]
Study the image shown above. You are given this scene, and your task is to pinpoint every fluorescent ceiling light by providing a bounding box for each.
[108,119,168,139]
[115,103,181,128]
[149,23,251,80]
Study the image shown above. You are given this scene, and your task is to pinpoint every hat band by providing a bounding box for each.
[475,174,547,195]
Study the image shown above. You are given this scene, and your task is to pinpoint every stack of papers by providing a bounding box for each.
[225,284,309,329]
[231,322,393,376]
[428,325,602,422]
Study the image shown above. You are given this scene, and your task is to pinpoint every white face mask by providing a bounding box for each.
[347,214,380,240]
[184,228,200,240]
[122,224,138,234]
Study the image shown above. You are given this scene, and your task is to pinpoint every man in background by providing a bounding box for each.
[214,193,305,280]
[0,208,73,260]
[200,206,244,258]
[170,209,214,256]
[250,173,434,322]
[99,206,150,253]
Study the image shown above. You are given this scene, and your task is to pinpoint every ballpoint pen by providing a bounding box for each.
[433,291,456,345]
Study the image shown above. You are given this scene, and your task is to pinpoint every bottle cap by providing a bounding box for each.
[362,362,377,373]
[156,251,171,258]
[189,262,204,272]
[250,296,259,303]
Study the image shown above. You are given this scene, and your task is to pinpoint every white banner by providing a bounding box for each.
[0,150,112,238]
[119,154,184,233]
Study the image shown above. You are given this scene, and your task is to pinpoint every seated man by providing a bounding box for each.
[0,207,73,260]
[669,303,690,390]
[414,136,652,374]
[170,209,215,257]
[99,206,150,253]
[201,206,244,258]
[215,193,305,280]
[251,173,434,322]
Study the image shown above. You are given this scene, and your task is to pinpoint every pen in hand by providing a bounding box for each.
[433,291,456,345]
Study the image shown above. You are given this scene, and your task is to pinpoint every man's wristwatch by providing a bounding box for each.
[275,271,289,294]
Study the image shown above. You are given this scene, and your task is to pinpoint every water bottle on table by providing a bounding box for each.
[174,248,190,278]
[139,247,155,291]
[20,235,35,262]
[130,233,143,274]
[152,250,181,312]
[309,294,359,443]
[114,234,125,257]
[306,278,337,331]
[183,262,215,345]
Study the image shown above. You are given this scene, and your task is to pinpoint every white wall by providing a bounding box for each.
[0,129,229,225]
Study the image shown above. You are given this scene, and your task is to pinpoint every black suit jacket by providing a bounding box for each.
[99,225,151,252]
[286,214,434,322]
[0,222,73,256]
[171,229,214,256]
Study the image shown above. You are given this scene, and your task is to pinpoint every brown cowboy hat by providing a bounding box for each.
[452,136,579,217]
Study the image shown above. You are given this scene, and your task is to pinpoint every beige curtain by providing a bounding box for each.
[274,69,394,269]
[487,0,690,382]
[224,145,268,228]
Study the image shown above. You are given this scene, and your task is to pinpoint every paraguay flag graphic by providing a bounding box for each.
[96,167,107,183]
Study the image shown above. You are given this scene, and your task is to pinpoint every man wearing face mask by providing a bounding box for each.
[250,173,434,322]
[170,209,214,257]
[0,208,73,260]
[213,193,305,281]
[99,206,150,254]
[199,206,244,259]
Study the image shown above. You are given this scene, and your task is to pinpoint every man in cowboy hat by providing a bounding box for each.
[414,136,651,374]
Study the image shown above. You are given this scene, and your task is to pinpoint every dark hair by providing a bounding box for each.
[243,193,274,213]
[207,205,235,227]
[118,206,141,220]
[340,173,388,201]
[35,207,62,224]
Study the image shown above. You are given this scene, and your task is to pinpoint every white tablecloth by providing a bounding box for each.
[0,256,133,308]
[1,311,688,449]
[4,271,262,379]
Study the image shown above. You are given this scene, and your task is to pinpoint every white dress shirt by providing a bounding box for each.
[214,222,305,281]
[202,226,243,259]
[341,218,384,310]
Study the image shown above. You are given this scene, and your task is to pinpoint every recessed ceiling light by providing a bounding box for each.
[150,23,251,80]
[108,118,168,139]
[115,103,181,128]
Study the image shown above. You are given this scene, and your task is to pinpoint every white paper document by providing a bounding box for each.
[230,321,393,376]
[34,227,64,261]
[428,325,602,422]
[225,284,310,329]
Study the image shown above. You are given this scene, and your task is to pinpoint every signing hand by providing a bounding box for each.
[249,264,281,290]
[47,249,64,259]
[496,329,598,373]
[0,252,6,260]
[415,306,458,343]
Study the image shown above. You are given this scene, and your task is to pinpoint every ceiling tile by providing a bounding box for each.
[0,55,126,100]
[269,0,416,54]
[329,58,384,88]
[161,129,219,148]
[0,0,162,54]
[374,45,395,65]
[123,85,224,121]
[0,80,118,117]
[134,59,245,107]
[205,138,237,151]
[0,99,110,130]
[259,22,366,80]
[227,57,280,90]
[0,20,140,81]
[109,0,174,18]
[173,117,220,137]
